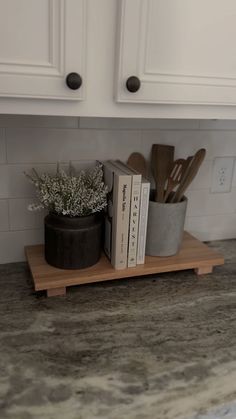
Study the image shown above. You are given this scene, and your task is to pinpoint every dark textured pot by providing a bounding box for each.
[44,212,103,270]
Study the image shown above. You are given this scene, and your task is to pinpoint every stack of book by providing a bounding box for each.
[103,159,150,270]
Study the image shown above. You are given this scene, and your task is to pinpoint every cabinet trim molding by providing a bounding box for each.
[0,0,87,100]
[116,0,236,106]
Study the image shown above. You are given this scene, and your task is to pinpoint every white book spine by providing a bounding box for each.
[137,181,150,265]
[127,178,141,267]
[111,160,141,268]
[112,172,131,269]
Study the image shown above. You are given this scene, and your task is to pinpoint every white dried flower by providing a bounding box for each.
[25,163,108,217]
[28,203,44,211]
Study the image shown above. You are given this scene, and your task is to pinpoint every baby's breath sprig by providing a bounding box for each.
[25,163,108,217]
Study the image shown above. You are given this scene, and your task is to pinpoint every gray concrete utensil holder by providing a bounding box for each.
[145,191,188,257]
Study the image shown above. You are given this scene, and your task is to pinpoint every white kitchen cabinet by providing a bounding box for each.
[0,0,86,100]
[1,0,236,118]
[116,0,236,106]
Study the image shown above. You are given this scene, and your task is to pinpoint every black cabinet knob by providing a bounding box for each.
[126,76,141,93]
[66,73,82,90]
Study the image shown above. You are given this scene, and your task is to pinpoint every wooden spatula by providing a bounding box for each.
[151,144,175,202]
[171,148,206,203]
[127,152,148,177]
[163,159,185,202]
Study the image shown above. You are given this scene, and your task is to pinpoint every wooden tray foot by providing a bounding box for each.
[195,266,213,276]
[47,287,66,297]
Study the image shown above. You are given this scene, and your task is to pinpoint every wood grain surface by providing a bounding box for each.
[25,232,224,295]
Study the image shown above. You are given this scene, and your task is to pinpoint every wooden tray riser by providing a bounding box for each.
[25,232,224,297]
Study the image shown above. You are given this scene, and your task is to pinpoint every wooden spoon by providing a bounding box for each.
[171,149,206,203]
[127,152,148,177]
[151,144,175,202]
[168,156,193,203]
[163,159,185,202]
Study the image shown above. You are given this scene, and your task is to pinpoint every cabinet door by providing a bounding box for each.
[0,0,86,100]
[116,0,236,105]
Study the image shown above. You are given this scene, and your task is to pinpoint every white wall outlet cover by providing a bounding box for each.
[211,156,235,193]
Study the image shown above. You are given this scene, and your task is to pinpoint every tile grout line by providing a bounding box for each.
[3,127,11,233]
[3,127,7,164]
[6,198,11,232]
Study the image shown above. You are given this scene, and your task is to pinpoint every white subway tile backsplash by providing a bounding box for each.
[1,161,103,200]
[0,128,6,164]
[70,160,98,171]
[0,164,57,199]
[0,115,78,129]
[0,116,236,263]
[6,128,74,163]
[0,166,10,198]
[186,188,236,217]
[199,120,236,130]
[140,130,207,161]
[231,162,236,187]
[9,198,45,231]
[0,200,9,231]
[148,160,212,193]
[141,130,236,161]
[6,128,142,163]
[0,229,43,263]
[187,160,212,190]
[80,117,199,130]
[185,214,236,241]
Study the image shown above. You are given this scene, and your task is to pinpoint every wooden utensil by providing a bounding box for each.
[168,155,193,203]
[171,148,206,203]
[127,152,148,177]
[151,144,175,202]
[163,159,185,202]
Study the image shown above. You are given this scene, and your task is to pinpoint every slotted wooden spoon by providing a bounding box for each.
[163,159,185,202]
[171,148,206,203]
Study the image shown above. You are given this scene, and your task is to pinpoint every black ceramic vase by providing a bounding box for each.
[44,212,103,269]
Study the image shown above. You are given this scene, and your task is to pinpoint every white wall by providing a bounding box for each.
[0,115,236,263]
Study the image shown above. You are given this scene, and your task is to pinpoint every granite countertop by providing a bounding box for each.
[0,239,236,419]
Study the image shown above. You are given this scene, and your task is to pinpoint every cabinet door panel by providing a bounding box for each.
[0,0,86,100]
[116,0,236,105]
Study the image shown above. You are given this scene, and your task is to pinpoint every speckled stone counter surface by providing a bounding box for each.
[0,240,236,419]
